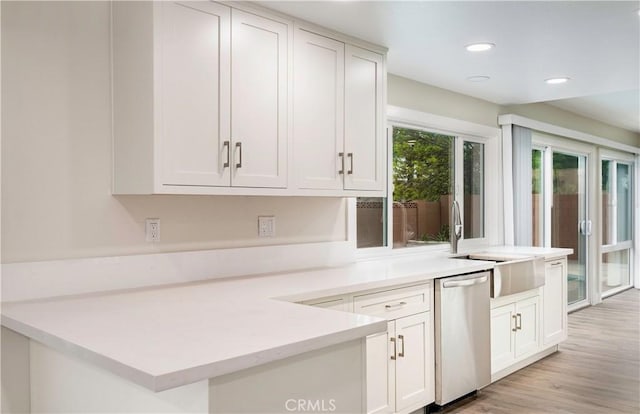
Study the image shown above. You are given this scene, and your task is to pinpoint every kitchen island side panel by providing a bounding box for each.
[210,339,365,414]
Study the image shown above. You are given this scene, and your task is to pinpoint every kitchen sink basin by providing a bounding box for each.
[451,253,545,298]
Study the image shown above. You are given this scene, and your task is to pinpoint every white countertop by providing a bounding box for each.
[1,246,571,392]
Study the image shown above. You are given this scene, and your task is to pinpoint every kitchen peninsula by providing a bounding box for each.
[2,247,571,413]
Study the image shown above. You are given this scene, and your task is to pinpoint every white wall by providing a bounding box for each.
[389,74,640,147]
[1,1,346,264]
[388,74,502,128]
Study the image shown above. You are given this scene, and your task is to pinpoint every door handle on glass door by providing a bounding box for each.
[579,220,593,236]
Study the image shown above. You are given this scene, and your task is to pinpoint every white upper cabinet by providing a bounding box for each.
[113,2,385,196]
[344,45,385,192]
[294,29,345,190]
[159,2,231,188]
[230,9,288,188]
[113,1,289,194]
[293,28,386,195]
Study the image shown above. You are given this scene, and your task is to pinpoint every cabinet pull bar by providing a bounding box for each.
[235,142,242,169]
[384,301,407,309]
[347,152,353,174]
[223,141,230,168]
[550,261,563,266]
[338,152,344,174]
[512,315,517,332]
[390,337,397,360]
[398,334,405,357]
[516,313,522,330]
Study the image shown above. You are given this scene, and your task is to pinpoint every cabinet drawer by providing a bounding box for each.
[354,283,431,320]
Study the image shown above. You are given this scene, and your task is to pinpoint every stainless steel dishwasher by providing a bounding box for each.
[434,271,491,407]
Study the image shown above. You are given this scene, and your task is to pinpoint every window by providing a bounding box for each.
[601,158,633,296]
[356,125,486,250]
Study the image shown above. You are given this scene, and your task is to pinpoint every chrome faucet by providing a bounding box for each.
[451,200,463,254]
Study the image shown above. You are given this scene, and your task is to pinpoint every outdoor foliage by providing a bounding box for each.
[393,128,453,202]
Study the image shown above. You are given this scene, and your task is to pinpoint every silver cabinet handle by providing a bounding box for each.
[442,275,488,288]
[549,261,563,267]
[235,142,242,168]
[223,141,230,168]
[338,152,344,174]
[390,337,397,360]
[398,334,405,358]
[516,313,522,330]
[384,301,407,309]
[347,152,353,174]
[512,315,517,332]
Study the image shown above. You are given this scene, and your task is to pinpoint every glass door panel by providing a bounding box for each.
[602,250,630,292]
[551,152,588,306]
[616,163,631,242]
[601,159,633,296]
[532,149,544,247]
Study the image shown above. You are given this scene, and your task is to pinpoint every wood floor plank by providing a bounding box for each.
[442,288,640,414]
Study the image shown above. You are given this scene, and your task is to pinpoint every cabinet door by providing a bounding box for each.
[231,9,288,188]
[365,322,395,414]
[543,259,568,346]
[344,45,385,191]
[159,1,231,187]
[490,303,516,373]
[514,296,540,358]
[394,312,432,412]
[294,29,345,190]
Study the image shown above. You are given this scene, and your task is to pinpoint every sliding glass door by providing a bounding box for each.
[551,152,589,307]
[532,144,591,309]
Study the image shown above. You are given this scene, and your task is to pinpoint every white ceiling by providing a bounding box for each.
[262,1,640,133]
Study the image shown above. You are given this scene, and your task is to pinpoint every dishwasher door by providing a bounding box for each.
[435,271,491,406]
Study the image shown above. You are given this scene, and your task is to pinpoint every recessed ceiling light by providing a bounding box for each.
[466,75,491,82]
[545,77,570,84]
[465,43,495,52]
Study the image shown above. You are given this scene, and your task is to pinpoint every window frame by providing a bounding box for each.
[352,106,501,259]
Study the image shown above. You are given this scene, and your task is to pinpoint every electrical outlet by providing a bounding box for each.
[145,218,160,242]
[258,216,275,237]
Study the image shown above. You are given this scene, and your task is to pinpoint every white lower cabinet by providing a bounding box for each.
[365,323,395,414]
[490,292,540,374]
[365,314,433,414]
[355,284,434,414]
[393,312,433,412]
[542,258,568,346]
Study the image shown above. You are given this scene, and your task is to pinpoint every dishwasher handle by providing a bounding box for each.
[442,274,488,288]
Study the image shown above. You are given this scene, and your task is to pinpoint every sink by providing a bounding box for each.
[450,253,545,298]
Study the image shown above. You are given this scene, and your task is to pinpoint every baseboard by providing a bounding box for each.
[490,345,558,383]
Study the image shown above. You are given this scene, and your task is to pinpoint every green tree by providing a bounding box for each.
[393,128,453,202]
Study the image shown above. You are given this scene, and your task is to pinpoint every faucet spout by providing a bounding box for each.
[451,200,463,253]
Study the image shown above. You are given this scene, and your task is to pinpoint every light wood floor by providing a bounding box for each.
[445,288,640,414]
